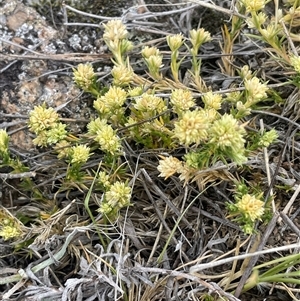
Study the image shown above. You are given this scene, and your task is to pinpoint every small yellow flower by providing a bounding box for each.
[236,194,265,221]
[290,55,300,73]
[178,164,197,185]
[105,181,131,207]
[87,118,108,135]
[204,108,219,123]
[240,65,252,80]
[128,86,144,97]
[241,0,266,12]
[258,129,278,147]
[46,123,67,145]
[202,91,222,110]
[0,225,22,240]
[157,156,183,179]
[225,91,242,103]
[141,46,164,80]
[209,114,246,152]
[70,144,91,164]
[141,46,160,59]
[173,109,209,146]
[105,86,127,107]
[260,23,279,40]
[73,63,95,91]
[94,124,121,155]
[94,86,127,115]
[0,129,9,154]
[103,19,129,42]
[236,101,251,116]
[134,94,167,114]
[98,202,113,215]
[167,34,184,51]
[32,131,48,147]
[99,181,131,215]
[170,89,195,112]
[111,64,133,86]
[246,12,267,28]
[144,55,163,79]
[55,140,71,160]
[189,28,211,49]
[148,55,163,67]
[98,171,111,188]
[119,39,134,53]
[244,77,268,105]
[29,105,59,133]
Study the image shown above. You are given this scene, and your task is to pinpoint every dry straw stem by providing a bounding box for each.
[259,119,276,212]
[129,266,242,301]
[190,238,300,274]
[187,0,246,19]
[63,2,199,22]
[0,171,36,179]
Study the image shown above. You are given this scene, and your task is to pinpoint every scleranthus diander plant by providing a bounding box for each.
[23,18,280,230]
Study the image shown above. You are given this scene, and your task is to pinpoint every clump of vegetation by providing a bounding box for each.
[2,0,300,300]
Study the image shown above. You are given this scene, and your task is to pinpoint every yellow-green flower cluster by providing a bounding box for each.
[103,19,133,65]
[70,144,91,165]
[170,89,195,114]
[244,76,268,106]
[236,194,265,222]
[103,19,129,44]
[246,12,267,29]
[134,93,167,117]
[158,155,208,185]
[241,0,266,12]
[29,105,58,132]
[209,114,247,164]
[167,34,184,51]
[173,109,210,146]
[98,181,131,216]
[54,140,71,160]
[189,28,211,52]
[167,34,185,82]
[290,55,300,73]
[258,129,278,147]
[0,129,9,155]
[157,156,183,179]
[141,46,163,80]
[0,213,23,241]
[0,225,22,240]
[111,64,133,86]
[73,63,96,92]
[240,65,253,80]
[128,86,144,97]
[125,93,169,145]
[93,86,127,120]
[98,171,111,189]
[260,23,280,41]
[88,118,121,155]
[28,105,67,147]
[202,91,223,110]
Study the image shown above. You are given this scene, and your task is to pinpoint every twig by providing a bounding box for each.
[278,184,300,224]
[260,119,276,212]
[189,214,300,276]
[234,212,279,297]
[131,266,242,301]
[279,211,300,238]
[0,172,36,179]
